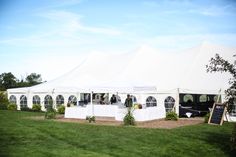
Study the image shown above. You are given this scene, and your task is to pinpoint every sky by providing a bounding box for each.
[0,0,236,81]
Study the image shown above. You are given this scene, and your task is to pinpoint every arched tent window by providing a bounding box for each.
[131,95,137,103]
[56,95,64,106]
[80,93,91,105]
[44,95,53,108]
[9,95,16,104]
[183,94,193,103]
[95,94,100,99]
[146,96,157,107]
[199,95,207,102]
[102,93,109,104]
[164,96,175,112]
[20,95,27,107]
[68,95,77,106]
[93,94,101,104]
[85,94,90,102]
[33,95,41,105]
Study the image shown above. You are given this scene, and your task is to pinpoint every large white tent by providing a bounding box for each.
[7,42,236,121]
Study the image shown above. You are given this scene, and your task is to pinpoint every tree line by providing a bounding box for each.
[0,72,44,91]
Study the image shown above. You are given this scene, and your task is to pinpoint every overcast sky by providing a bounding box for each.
[0,0,236,81]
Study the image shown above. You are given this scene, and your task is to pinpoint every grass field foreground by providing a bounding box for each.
[0,110,235,157]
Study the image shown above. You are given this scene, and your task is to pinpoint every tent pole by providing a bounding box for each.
[52,88,55,109]
[76,92,79,106]
[217,88,221,103]
[91,91,94,116]
[27,89,30,109]
[174,88,180,115]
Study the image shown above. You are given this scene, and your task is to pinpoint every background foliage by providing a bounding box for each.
[206,54,236,112]
[0,72,44,91]
[206,53,236,150]
[0,92,9,110]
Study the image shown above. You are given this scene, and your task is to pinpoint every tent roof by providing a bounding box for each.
[8,42,235,94]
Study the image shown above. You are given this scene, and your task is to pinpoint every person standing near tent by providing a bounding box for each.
[124,94,133,107]
[110,94,117,104]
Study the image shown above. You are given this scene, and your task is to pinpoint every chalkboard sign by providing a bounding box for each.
[208,103,226,125]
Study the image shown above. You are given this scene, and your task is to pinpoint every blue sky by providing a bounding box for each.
[0,0,236,80]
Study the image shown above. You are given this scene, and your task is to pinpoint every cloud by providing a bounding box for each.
[38,10,122,36]
[125,33,236,50]
[0,32,93,47]
[76,25,121,36]
[0,10,122,47]
[142,1,159,7]
[35,0,84,11]
[0,51,89,81]
[141,1,236,17]
[188,4,236,17]
[39,10,81,21]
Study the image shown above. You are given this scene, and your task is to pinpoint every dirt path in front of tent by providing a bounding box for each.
[29,115,204,129]
[137,117,204,129]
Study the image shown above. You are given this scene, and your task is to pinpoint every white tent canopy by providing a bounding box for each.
[7,42,236,122]
[8,42,235,95]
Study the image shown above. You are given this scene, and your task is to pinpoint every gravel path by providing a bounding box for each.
[137,118,204,129]
[30,115,204,129]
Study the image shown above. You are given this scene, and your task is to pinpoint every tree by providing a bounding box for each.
[206,54,236,113]
[25,73,42,86]
[0,72,18,90]
[0,72,44,90]
[17,79,29,88]
[206,53,236,150]
[0,92,9,110]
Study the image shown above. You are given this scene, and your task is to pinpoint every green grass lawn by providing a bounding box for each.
[0,110,235,157]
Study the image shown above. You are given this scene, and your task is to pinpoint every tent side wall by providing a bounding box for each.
[7,89,178,121]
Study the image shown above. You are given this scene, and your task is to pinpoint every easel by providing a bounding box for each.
[215,89,228,122]
[208,103,227,125]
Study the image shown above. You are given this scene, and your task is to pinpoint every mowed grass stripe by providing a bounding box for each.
[0,110,235,157]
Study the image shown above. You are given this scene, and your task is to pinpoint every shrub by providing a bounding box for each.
[123,108,135,126]
[45,103,56,119]
[165,111,178,121]
[57,105,65,114]
[204,113,210,123]
[45,110,56,119]
[231,123,236,150]
[7,103,17,111]
[0,92,9,110]
[20,105,31,111]
[0,103,8,110]
[86,116,95,123]
[32,104,41,112]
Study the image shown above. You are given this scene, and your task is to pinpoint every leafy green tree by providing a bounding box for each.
[0,72,17,90]
[16,79,29,88]
[26,73,42,86]
[0,72,44,90]
[0,92,9,110]
[206,54,236,112]
[206,53,236,150]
